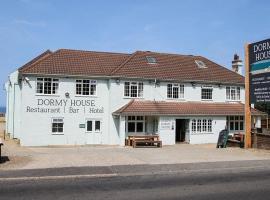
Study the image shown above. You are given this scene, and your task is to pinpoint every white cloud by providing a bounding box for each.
[13,19,46,28]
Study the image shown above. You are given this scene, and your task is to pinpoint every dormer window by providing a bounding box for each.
[146,56,157,64]
[195,60,207,68]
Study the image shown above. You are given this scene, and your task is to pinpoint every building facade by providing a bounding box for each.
[5,49,264,146]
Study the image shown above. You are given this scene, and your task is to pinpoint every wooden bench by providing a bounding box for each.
[133,140,162,148]
[127,135,159,146]
[227,133,244,148]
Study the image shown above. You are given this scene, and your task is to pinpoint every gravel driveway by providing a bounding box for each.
[1,138,270,170]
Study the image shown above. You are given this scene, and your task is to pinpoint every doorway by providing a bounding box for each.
[175,119,186,142]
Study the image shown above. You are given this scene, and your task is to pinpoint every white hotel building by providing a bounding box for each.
[5,49,264,146]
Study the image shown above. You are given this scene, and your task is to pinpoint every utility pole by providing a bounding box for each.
[245,44,252,148]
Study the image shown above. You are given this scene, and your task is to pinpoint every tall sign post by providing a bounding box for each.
[245,44,251,148]
[246,39,270,148]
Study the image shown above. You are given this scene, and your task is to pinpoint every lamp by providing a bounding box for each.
[65,92,70,98]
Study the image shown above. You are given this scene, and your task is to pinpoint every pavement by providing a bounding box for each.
[2,138,270,170]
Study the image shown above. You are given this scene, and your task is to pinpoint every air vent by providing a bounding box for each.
[146,56,157,64]
[195,60,207,68]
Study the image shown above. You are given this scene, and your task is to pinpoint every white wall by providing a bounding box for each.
[189,116,226,144]
[19,76,110,146]
[6,74,245,146]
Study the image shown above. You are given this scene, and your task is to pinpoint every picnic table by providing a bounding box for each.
[127,134,162,148]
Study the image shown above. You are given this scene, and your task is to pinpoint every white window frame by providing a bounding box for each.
[201,85,213,100]
[191,118,213,134]
[76,79,97,96]
[167,83,184,99]
[228,116,244,131]
[127,116,145,133]
[86,119,102,133]
[51,118,64,134]
[36,77,59,95]
[226,86,241,101]
[124,82,143,98]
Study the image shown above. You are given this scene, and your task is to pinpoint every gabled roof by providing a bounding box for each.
[113,100,266,116]
[19,49,244,84]
[19,49,130,76]
[111,51,244,84]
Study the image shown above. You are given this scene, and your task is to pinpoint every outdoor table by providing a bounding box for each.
[127,134,159,146]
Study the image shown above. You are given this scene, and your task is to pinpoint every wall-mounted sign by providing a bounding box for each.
[160,120,171,130]
[25,98,104,114]
[79,124,85,128]
[249,38,270,103]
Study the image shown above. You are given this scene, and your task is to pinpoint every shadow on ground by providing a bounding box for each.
[0,156,10,164]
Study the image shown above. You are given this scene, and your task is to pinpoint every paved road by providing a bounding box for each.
[1,160,270,200]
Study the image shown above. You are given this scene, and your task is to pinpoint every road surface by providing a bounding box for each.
[1,160,270,200]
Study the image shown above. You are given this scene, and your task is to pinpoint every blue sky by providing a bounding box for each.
[0,0,269,107]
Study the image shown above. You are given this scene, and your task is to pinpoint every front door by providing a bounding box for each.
[86,119,102,144]
[175,119,186,142]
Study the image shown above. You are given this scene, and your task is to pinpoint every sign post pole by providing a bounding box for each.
[245,44,252,148]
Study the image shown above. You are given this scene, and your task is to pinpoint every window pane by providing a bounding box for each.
[240,121,244,130]
[173,87,179,99]
[201,88,212,100]
[130,85,137,97]
[76,83,82,95]
[87,121,92,132]
[231,88,236,100]
[52,82,58,94]
[192,119,196,132]
[124,82,130,97]
[167,84,172,98]
[230,121,234,130]
[197,120,201,132]
[90,84,96,95]
[235,121,239,130]
[208,120,212,132]
[237,87,240,100]
[202,119,207,132]
[36,82,43,93]
[44,80,52,94]
[94,121,99,131]
[226,87,230,99]
[136,122,144,132]
[82,81,90,95]
[180,85,184,98]
[128,122,135,132]
[138,83,143,97]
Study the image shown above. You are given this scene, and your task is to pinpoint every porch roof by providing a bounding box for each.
[113,100,266,116]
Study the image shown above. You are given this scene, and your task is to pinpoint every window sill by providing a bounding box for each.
[190,132,213,135]
[35,94,60,97]
[51,133,64,135]
[166,98,185,101]
[75,95,98,98]
[123,97,144,99]
[225,100,241,102]
[201,99,213,101]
